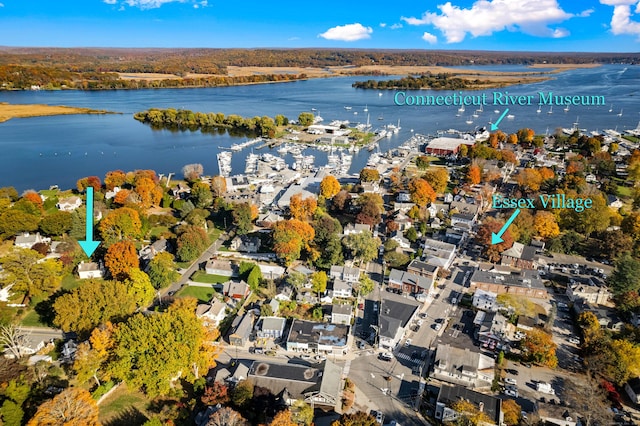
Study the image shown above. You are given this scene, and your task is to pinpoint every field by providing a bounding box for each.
[98,383,151,426]
[177,285,216,302]
[0,102,108,123]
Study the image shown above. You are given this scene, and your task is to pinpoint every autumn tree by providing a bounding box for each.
[423,167,449,194]
[210,175,227,198]
[39,211,73,236]
[231,379,254,408]
[21,191,43,210]
[272,219,315,266]
[205,406,248,426]
[331,411,377,426]
[125,269,155,308]
[269,410,297,426]
[298,112,314,126]
[356,193,384,225]
[0,209,40,239]
[104,170,126,190]
[319,175,341,199]
[515,168,543,192]
[475,217,514,262]
[109,298,217,397]
[522,328,557,368]
[53,280,136,335]
[359,168,380,182]
[76,176,102,193]
[26,388,100,426]
[289,193,317,221]
[176,225,209,262]
[507,133,518,144]
[104,240,138,280]
[331,190,352,213]
[73,323,115,386]
[466,164,481,185]
[501,399,522,426]
[201,381,230,406]
[533,211,560,239]
[182,163,204,181]
[98,207,143,246]
[231,202,255,235]
[135,176,163,209]
[311,271,327,298]
[0,249,63,301]
[621,211,640,240]
[408,178,436,207]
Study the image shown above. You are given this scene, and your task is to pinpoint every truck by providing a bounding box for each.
[536,382,555,394]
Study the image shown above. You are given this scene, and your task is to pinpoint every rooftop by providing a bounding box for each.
[287,319,349,347]
[470,269,545,289]
[379,298,419,338]
[437,384,502,425]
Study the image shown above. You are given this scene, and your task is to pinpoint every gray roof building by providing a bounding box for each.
[435,384,503,425]
[378,299,419,350]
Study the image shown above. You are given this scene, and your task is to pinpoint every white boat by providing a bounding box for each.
[547,106,553,114]
[494,109,500,114]
[617,109,623,117]
[378,114,384,120]
[465,117,473,124]
[378,92,383,97]
[507,114,515,119]
[217,151,233,177]
[364,105,368,112]
[536,105,541,113]
[458,105,466,113]
[344,106,352,110]
[564,105,570,112]
[313,114,324,124]
[609,104,613,113]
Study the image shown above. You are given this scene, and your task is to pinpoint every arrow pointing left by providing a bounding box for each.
[78,186,100,257]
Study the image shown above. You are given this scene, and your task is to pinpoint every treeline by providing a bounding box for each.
[134,108,289,138]
[352,73,494,90]
[2,47,640,77]
[0,65,305,90]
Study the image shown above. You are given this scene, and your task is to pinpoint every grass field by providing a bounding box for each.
[177,285,216,302]
[98,384,150,426]
[61,274,83,290]
[21,310,47,327]
[190,271,229,284]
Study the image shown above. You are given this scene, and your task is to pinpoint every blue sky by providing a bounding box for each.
[0,0,639,51]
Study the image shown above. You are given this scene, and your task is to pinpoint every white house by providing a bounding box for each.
[331,279,353,299]
[472,289,498,312]
[77,261,105,279]
[343,223,371,236]
[330,304,353,325]
[329,265,360,283]
[56,196,82,211]
[14,233,50,249]
[196,299,227,328]
[257,317,287,339]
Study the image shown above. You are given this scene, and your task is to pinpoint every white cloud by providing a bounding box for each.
[0,2,4,7]
[551,27,570,37]
[422,32,438,44]
[599,0,640,37]
[577,8,594,17]
[379,22,387,28]
[104,0,208,10]
[402,0,574,43]
[319,23,373,41]
[390,23,403,29]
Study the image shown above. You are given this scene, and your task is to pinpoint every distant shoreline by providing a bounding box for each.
[0,102,111,123]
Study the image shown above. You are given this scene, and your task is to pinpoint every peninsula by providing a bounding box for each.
[0,102,108,123]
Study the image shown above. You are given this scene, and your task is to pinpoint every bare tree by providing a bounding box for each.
[564,375,614,426]
[182,163,204,181]
[0,324,30,359]
[206,406,248,426]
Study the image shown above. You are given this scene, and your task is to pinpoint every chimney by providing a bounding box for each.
[478,402,484,412]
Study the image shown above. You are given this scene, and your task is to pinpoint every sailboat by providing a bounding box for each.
[364,105,368,112]
[378,113,384,120]
[609,104,613,113]
[458,105,466,113]
[547,106,553,114]
[466,116,473,124]
[536,105,541,113]
[617,109,623,117]
[564,105,570,112]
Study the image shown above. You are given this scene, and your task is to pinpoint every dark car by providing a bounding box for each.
[506,369,519,375]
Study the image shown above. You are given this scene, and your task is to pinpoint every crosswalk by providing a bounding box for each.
[394,352,423,364]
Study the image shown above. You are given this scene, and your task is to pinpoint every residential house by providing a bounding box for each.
[286,319,350,355]
[421,238,457,270]
[56,196,82,211]
[473,311,512,348]
[407,259,439,288]
[361,182,380,193]
[247,359,342,410]
[329,265,360,283]
[378,299,419,350]
[469,268,547,299]
[393,202,415,214]
[343,223,371,235]
[388,269,433,296]
[390,231,413,251]
[607,194,624,210]
[229,312,254,346]
[230,235,261,253]
[274,284,294,301]
[77,261,105,280]
[330,304,353,325]
[572,300,624,331]
[435,384,503,426]
[257,317,287,339]
[500,242,538,269]
[449,201,480,226]
[331,279,353,299]
[566,277,611,305]
[431,344,495,389]
[170,182,191,199]
[196,299,227,328]
[258,263,286,280]
[139,238,170,271]
[624,377,640,404]
[256,211,284,227]
[14,232,50,249]
[223,280,251,300]
[472,289,498,312]
[427,203,450,220]
[205,259,238,277]
[266,298,280,315]
[396,191,411,202]
[537,402,578,426]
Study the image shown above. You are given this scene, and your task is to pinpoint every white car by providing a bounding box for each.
[504,389,518,398]
[417,319,424,326]
[405,339,412,347]
[434,323,442,331]
[568,337,580,344]
[504,378,517,385]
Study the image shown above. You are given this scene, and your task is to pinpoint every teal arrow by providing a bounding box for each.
[491,208,520,245]
[490,108,510,131]
[78,186,100,257]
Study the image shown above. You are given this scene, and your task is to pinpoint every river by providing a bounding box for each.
[0,64,638,192]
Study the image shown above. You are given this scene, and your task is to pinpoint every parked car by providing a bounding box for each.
[379,352,393,361]
[568,337,580,344]
[504,389,518,397]
[505,378,517,385]
[434,323,442,331]
[405,339,412,347]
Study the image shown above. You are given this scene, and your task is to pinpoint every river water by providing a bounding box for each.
[0,65,638,191]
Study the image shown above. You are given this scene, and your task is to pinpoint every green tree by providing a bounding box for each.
[191,182,213,208]
[247,266,262,291]
[0,249,63,301]
[176,225,209,262]
[405,227,418,242]
[0,209,40,239]
[125,268,155,308]
[39,211,73,236]
[355,274,374,297]
[359,168,380,183]
[147,252,179,290]
[311,271,327,297]
[342,231,380,265]
[231,202,254,235]
[609,253,640,295]
[415,155,431,170]
[231,379,254,408]
[298,112,314,126]
[109,298,218,397]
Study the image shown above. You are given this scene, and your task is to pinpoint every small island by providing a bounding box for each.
[0,102,109,123]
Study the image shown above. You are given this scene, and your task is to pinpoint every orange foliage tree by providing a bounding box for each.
[538,167,555,181]
[269,410,297,426]
[210,175,227,197]
[272,219,315,266]
[522,328,558,368]
[476,217,514,262]
[104,240,138,280]
[104,170,126,190]
[134,176,163,208]
[26,388,101,426]
[319,175,341,199]
[408,178,436,207]
[289,194,317,221]
[466,164,481,185]
[76,176,102,193]
[113,189,131,205]
[508,133,518,144]
[22,191,43,210]
[98,207,143,245]
[515,168,543,192]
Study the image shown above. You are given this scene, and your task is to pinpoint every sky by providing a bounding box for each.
[0,0,639,51]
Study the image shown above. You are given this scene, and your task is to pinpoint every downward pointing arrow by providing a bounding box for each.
[490,108,510,131]
[491,208,520,245]
[78,186,100,257]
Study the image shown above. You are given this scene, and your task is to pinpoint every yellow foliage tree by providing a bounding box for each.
[533,211,560,239]
[515,168,543,192]
[289,193,317,221]
[27,388,101,426]
[319,175,341,199]
[450,399,492,426]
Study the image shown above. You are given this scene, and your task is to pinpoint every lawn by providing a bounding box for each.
[618,186,632,197]
[98,383,150,426]
[177,285,216,302]
[190,271,229,284]
[61,274,83,290]
[21,309,48,327]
